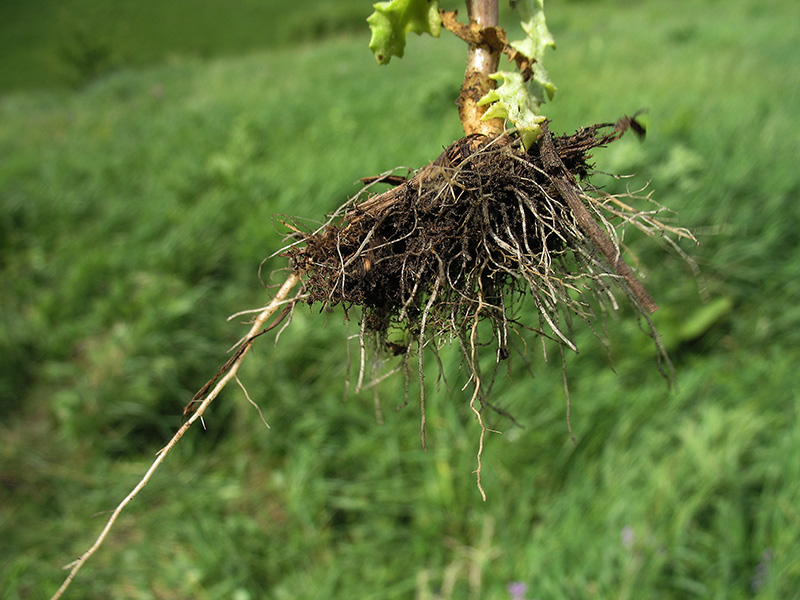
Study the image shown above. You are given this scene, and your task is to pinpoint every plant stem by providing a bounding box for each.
[457,0,503,136]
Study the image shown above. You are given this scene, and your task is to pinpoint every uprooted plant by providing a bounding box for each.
[50,1,696,597]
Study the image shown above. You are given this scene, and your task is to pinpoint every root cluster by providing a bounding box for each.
[284,120,693,439]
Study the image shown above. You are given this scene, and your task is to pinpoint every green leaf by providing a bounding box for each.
[367,0,441,65]
[678,296,734,342]
[509,0,556,62]
[509,0,557,103]
[478,71,546,148]
[476,0,557,147]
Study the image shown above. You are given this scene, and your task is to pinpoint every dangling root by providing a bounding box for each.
[49,272,304,600]
[283,119,695,490]
[50,118,696,596]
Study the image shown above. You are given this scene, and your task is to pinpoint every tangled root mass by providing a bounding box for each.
[285,120,693,413]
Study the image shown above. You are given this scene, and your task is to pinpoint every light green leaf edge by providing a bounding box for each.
[509,0,556,67]
[478,71,546,148]
[367,0,441,65]
[480,0,557,147]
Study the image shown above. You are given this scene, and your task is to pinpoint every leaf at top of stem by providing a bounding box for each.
[367,0,442,65]
[475,0,556,147]
[478,71,545,148]
[509,0,556,105]
[509,0,556,62]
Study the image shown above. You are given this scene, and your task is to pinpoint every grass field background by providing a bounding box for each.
[1,0,799,598]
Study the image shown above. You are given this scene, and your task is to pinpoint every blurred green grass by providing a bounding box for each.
[2,0,800,598]
[0,0,371,92]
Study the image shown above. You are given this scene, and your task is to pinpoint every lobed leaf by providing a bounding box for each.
[509,0,556,63]
[475,0,557,147]
[478,71,546,148]
[509,0,557,104]
[367,0,441,65]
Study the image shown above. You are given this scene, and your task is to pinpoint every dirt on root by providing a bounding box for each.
[284,119,692,403]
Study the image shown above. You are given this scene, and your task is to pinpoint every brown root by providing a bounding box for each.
[284,120,694,442]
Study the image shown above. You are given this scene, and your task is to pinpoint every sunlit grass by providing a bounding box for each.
[2,0,800,598]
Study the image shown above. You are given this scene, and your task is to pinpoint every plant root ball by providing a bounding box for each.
[286,121,691,377]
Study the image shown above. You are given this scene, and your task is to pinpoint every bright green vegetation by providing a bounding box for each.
[368,0,556,144]
[367,0,443,64]
[2,0,800,598]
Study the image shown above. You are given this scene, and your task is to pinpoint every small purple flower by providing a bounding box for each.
[751,548,774,592]
[621,525,635,550]
[507,582,527,600]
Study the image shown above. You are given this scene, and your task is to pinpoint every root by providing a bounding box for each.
[284,120,695,490]
[49,271,304,600]
[49,116,695,594]
[538,121,658,313]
